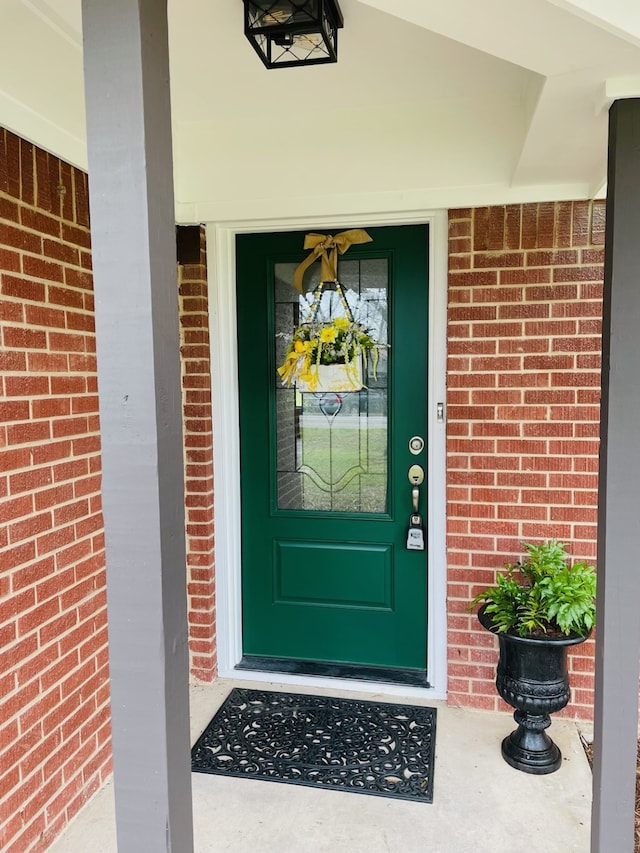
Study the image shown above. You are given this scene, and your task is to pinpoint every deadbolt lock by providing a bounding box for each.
[409,436,424,455]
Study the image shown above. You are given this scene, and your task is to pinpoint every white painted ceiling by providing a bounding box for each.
[2,0,640,220]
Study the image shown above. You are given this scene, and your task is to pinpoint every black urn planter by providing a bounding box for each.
[478,605,588,775]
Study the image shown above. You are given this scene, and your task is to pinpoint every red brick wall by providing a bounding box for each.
[0,130,110,852]
[446,201,604,720]
[0,133,217,850]
[179,232,216,681]
[1,131,604,849]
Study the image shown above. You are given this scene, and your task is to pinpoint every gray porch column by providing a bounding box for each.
[81,1,193,851]
[592,98,640,852]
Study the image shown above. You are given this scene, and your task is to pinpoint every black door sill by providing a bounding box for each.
[236,656,430,688]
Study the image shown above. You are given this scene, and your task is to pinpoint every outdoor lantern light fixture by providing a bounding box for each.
[243,1,344,69]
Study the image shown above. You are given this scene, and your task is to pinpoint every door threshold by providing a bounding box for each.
[236,656,430,688]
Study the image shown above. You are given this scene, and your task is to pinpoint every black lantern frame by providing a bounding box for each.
[243,1,344,69]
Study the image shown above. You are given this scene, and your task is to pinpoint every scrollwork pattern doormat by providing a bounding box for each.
[191,687,436,803]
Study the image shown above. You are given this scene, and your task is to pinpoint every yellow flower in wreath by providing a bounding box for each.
[319,326,338,343]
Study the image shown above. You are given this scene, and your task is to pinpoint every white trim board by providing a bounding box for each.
[207,210,448,701]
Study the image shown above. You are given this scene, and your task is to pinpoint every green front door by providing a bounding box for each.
[236,224,429,683]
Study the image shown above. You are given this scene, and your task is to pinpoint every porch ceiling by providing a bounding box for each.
[3,0,640,219]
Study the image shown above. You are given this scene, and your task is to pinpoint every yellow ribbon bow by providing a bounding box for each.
[292,229,373,293]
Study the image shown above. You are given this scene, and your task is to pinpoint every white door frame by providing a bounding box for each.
[207,210,448,700]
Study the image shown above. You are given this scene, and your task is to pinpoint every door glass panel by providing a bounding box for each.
[275,257,389,513]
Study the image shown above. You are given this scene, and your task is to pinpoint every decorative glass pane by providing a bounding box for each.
[275,256,389,513]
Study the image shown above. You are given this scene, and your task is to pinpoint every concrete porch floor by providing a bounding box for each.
[49,678,592,853]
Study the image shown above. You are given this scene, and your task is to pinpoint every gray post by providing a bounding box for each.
[81,1,193,851]
[592,98,640,852]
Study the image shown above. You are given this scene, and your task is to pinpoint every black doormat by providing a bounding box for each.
[191,687,437,803]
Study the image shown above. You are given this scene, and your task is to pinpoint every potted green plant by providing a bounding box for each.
[471,540,596,774]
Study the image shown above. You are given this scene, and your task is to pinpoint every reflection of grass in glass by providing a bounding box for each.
[301,427,387,512]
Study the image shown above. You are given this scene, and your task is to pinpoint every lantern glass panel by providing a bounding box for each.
[248,2,320,30]
[270,31,330,65]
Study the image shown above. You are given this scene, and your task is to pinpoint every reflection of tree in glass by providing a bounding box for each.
[298,289,387,344]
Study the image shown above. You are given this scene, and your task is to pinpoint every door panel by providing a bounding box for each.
[237,224,429,678]
[274,540,393,609]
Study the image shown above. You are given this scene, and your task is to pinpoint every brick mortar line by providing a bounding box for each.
[0,356,97,364]
[446,373,601,377]
[0,365,96,375]
[0,392,99,398]
[1,444,101,460]
[0,372,98,378]
[1,461,102,479]
[1,203,90,226]
[446,428,599,432]
[4,416,100,425]
[3,493,103,521]
[0,308,98,322]
[0,264,93,279]
[0,235,91,250]
[5,524,103,558]
[0,230,91,250]
[2,434,101,448]
[446,490,598,495]
[446,328,601,334]
[0,287,94,305]
[461,317,603,322]
[5,549,105,587]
